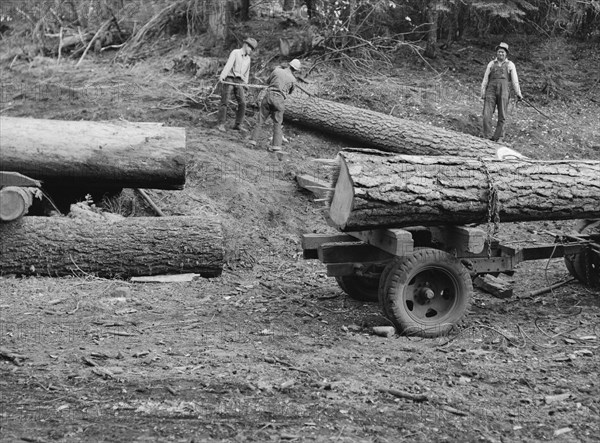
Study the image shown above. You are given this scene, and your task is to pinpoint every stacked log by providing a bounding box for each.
[327,149,600,232]
[0,216,224,278]
[0,117,187,190]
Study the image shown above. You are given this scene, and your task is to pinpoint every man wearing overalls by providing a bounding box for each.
[481,42,523,142]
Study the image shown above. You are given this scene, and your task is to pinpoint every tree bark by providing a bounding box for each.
[0,117,186,190]
[279,37,310,57]
[208,0,230,45]
[424,1,438,59]
[0,216,224,278]
[240,0,250,21]
[284,95,517,158]
[328,149,600,231]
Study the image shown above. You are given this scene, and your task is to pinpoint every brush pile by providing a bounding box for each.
[2,0,205,61]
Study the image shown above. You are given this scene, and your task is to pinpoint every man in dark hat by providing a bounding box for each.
[248,59,302,153]
[481,42,523,142]
[216,37,258,132]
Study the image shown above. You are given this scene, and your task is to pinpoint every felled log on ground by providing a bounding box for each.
[328,149,600,231]
[285,95,518,158]
[0,216,224,278]
[0,117,186,190]
[279,36,311,57]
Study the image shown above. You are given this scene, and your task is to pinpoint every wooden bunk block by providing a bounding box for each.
[430,225,487,254]
[301,233,356,259]
[317,241,394,264]
[348,228,414,256]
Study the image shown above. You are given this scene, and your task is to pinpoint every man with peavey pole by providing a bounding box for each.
[216,37,258,133]
[247,59,302,154]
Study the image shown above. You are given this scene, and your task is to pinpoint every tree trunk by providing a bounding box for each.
[240,0,250,21]
[0,117,186,190]
[0,216,224,278]
[328,150,600,231]
[208,0,230,44]
[424,1,438,59]
[284,95,518,158]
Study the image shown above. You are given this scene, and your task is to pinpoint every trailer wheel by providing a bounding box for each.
[564,220,600,288]
[336,275,380,302]
[381,249,472,338]
[378,259,401,318]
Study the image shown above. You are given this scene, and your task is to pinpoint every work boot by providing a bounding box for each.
[233,124,248,132]
[216,124,226,132]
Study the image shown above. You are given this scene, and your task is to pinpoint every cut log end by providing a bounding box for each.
[328,156,352,229]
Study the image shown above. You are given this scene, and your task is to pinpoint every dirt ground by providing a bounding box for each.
[1,22,600,442]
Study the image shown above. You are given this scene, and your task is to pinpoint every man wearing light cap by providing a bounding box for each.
[216,37,258,132]
[248,59,301,152]
[481,42,523,142]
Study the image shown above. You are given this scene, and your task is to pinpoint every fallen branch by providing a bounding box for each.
[76,19,114,67]
[526,278,575,297]
[378,388,429,403]
[0,347,26,364]
[135,188,165,216]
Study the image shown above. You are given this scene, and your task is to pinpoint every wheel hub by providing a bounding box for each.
[416,286,435,303]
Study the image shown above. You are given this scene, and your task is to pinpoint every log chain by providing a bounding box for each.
[480,158,500,258]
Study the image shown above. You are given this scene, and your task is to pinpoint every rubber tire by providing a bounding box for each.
[379,257,408,320]
[336,275,380,302]
[382,248,473,338]
[564,220,600,288]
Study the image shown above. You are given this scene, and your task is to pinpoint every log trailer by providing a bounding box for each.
[302,218,599,338]
[302,220,600,337]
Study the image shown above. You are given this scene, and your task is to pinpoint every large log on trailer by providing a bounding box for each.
[0,216,223,278]
[0,117,186,190]
[285,95,518,158]
[328,149,600,231]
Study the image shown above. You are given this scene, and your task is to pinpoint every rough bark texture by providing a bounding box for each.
[279,37,310,57]
[329,149,600,231]
[0,117,186,190]
[208,0,230,44]
[0,216,224,278]
[284,95,515,158]
[424,0,439,59]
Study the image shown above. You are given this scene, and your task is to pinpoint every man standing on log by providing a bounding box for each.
[481,42,523,142]
[216,37,258,132]
[248,59,301,153]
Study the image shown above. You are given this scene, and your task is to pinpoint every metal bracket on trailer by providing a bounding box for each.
[0,171,41,189]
